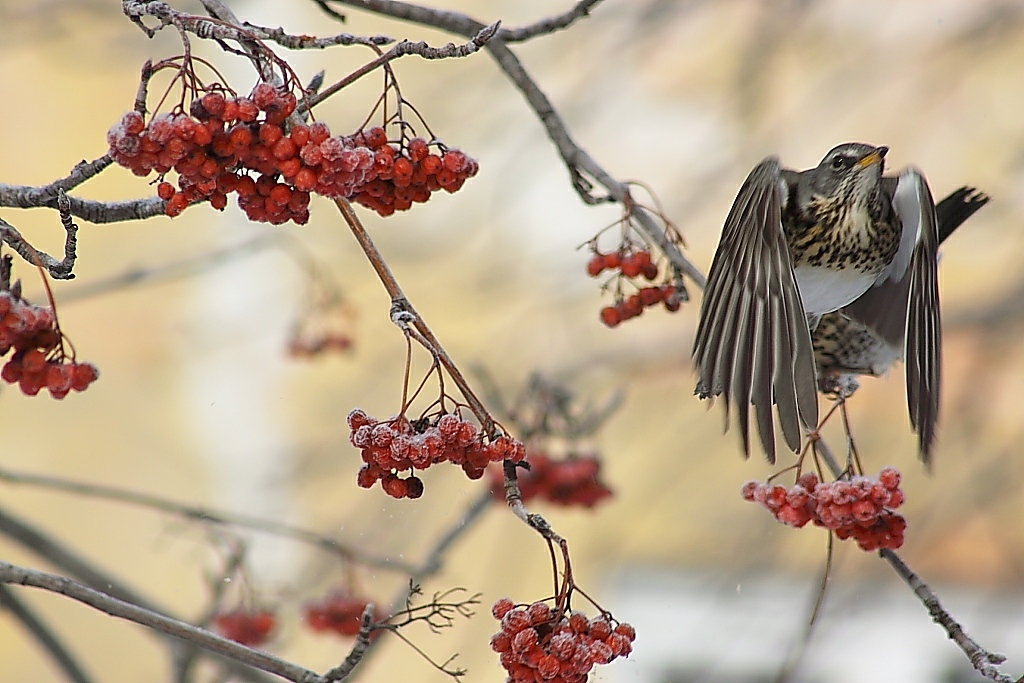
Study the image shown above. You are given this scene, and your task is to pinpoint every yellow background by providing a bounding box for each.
[2,1,1024,681]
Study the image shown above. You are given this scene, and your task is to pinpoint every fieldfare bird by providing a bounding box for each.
[814,187,988,385]
[693,143,964,464]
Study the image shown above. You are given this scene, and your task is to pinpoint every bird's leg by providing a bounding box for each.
[839,399,864,475]
[804,397,848,478]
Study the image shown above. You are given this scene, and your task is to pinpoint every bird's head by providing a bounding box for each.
[806,142,888,202]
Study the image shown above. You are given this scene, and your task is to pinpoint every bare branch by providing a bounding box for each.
[814,440,1018,682]
[880,549,1016,683]
[0,155,113,209]
[0,506,285,683]
[0,209,76,279]
[0,584,94,683]
[0,561,326,683]
[304,22,500,112]
[123,0,386,48]
[499,0,605,42]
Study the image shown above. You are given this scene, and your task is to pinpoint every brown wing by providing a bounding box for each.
[693,158,818,463]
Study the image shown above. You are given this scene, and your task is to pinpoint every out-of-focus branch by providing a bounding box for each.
[0,561,328,683]
[0,464,416,574]
[0,584,94,683]
[0,503,163,612]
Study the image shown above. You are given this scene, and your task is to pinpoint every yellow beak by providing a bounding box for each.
[855,146,888,169]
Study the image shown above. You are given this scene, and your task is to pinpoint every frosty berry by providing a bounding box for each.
[742,468,907,551]
[107,87,478,224]
[491,599,635,683]
[349,409,526,498]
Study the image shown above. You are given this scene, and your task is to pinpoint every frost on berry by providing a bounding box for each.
[741,469,908,551]
[491,599,635,683]
[348,408,526,498]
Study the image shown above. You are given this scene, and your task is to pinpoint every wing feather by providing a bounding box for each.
[897,170,942,463]
[693,158,818,462]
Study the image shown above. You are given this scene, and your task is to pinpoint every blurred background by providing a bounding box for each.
[2,1,1024,682]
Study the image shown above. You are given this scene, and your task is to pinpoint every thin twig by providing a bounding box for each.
[0,584,94,683]
[335,197,563,542]
[123,0,386,48]
[880,549,1015,683]
[304,22,499,113]
[0,208,77,279]
[0,155,113,209]
[499,0,605,42]
[0,561,327,683]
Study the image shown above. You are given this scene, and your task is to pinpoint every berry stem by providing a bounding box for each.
[335,198,494,436]
[336,198,564,542]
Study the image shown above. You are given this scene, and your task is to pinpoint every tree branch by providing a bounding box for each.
[0,561,327,683]
[815,440,1019,682]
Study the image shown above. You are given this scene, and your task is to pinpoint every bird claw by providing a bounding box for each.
[818,373,859,399]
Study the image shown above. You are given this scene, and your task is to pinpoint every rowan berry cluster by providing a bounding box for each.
[305,594,376,638]
[586,248,682,327]
[212,609,276,647]
[489,452,612,508]
[599,284,680,327]
[1,291,99,399]
[107,84,477,224]
[741,468,907,551]
[349,409,526,498]
[490,598,635,683]
[350,136,479,217]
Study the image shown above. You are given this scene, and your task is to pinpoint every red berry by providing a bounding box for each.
[70,363,99,391]
[600,306,621,328]
[251,83,278,110]
[492,597,515,620]
[156,182,175,200]
[201,92,226,119]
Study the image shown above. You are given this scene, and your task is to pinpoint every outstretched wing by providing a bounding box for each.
[693,158,818,463]
[844,169,942,462]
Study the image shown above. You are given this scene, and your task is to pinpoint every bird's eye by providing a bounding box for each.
[830,155,847,171]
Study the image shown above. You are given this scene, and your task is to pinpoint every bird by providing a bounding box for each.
[814,187,989,387]
[692,142,948,464]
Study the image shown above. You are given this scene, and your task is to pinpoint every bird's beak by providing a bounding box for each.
[855,146,888,169]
